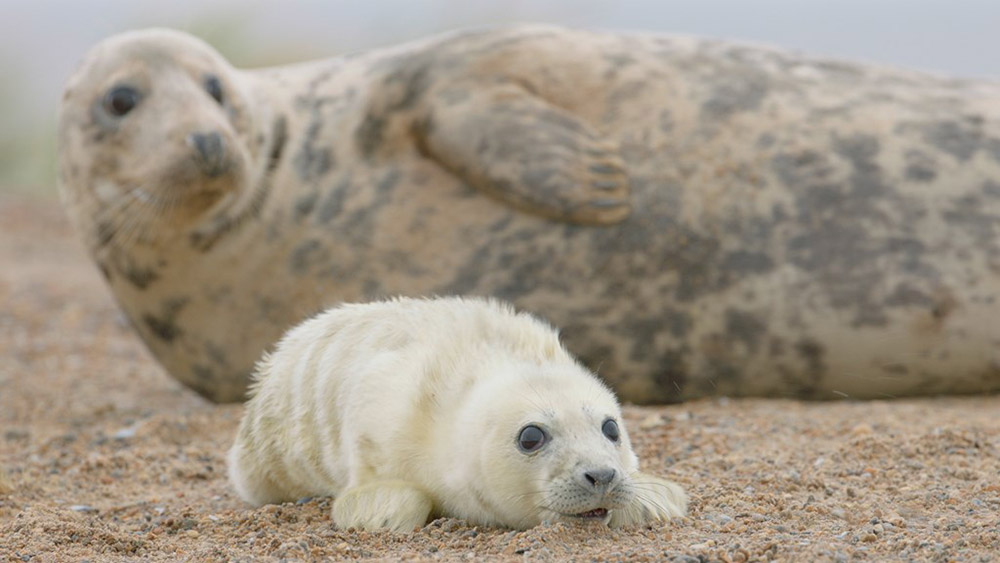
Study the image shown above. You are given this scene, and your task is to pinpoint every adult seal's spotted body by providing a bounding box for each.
[227,297,687,531]
[60,25,1000,403]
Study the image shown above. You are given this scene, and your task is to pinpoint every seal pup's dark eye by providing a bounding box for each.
[516,425,548,453]
[103,86,139,117]
[204,74,224,105]
[601,419,620,442]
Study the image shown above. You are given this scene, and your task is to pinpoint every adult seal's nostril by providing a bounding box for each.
[584,467,616,488]
[186,131,226,176]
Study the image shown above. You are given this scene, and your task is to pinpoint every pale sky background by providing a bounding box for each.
[2,0,999,190]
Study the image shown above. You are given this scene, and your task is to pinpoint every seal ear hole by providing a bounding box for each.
[204,74,224,105]
[516,424,548,453]
[103,86,139,117]
[601,419,620,443]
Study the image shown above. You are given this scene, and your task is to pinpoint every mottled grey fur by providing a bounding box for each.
[59,25,1000,403]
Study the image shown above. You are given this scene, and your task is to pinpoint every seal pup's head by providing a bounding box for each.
[451,355,675,529]
[58,28,274,251]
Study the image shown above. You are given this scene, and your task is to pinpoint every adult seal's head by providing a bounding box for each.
[58,28,274,251]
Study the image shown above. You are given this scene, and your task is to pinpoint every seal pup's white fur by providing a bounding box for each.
[228,297,686,531]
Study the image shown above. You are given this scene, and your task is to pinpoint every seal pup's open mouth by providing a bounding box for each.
[573,508,609,519]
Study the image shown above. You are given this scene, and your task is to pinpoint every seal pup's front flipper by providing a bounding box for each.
[332,480,434,532]
[419,83,631,225]
[608,472,688,528]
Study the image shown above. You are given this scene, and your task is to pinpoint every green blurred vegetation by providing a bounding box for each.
[0,59,58,197]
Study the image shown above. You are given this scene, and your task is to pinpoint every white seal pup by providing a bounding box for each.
[227,297,687,531]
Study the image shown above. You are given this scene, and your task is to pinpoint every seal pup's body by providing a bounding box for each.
[60,26,1000,403]
[228,297,687,531]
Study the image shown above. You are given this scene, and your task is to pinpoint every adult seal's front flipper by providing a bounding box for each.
[419,82,632,225]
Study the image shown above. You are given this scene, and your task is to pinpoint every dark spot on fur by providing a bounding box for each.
[317,177,351,224]
[289,239,328,275]
[355,60,433,160]
[141,298,188,343]
[921,120,984,161]
[795,338,826,380]
[905,163,937,182]
[653,349,688,401]
[96,221,114,247]
[706,356,742,389]
[834,134,882,184]
[376,169,401,195]
[385,63,431,111]
[982,180,1000,198]
[701,71,768,118]
[722,251,774,274]
[725,309,765,354]
[664,309,693,338]
[204,342,228,367]
[123,264,159,290]
[658,110,674,133]
[355,112,386,159]
[192,364,215,381]
[623,318,672,363]
[942,194,1000,253]
[904,150,937,183]
[771,150,834,187]
[268,115,288,173]
[294,119,333,181]
[143,314,179,342]
[757,133,776,148]
[294,192,318,220]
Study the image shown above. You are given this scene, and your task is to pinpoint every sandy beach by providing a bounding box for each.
[1,194,998,561]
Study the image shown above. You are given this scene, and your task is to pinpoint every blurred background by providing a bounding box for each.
[2,0,999,196]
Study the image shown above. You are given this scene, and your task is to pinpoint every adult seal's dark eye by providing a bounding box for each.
[602,419,620,442]
[204,74,224,104]
[103,86,139,117]
[516,425,547,453]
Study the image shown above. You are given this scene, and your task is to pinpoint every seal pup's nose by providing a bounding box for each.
[186,131,226,176]
[583,467,617,489]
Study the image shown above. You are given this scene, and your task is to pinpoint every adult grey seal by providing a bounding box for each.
[228,296,687,531]
[58,25,1000,403]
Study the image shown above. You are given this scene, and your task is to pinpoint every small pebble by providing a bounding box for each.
[689,540,716,550]
[112,427,137,440]
[850,423,873,436]
[69,505,97,513]
[639,414,665,430]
